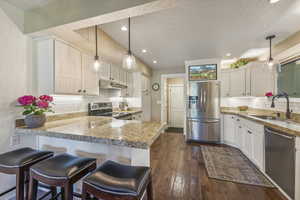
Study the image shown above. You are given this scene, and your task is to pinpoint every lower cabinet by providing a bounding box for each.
[132,113,142,121]
[222,114,265,171]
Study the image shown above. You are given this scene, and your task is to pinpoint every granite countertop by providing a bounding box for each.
[15,116,163,149]
[221,108,300,137]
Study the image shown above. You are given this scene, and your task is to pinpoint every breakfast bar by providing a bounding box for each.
[15,116,164,167]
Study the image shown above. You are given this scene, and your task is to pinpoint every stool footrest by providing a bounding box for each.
[0,186,16,197]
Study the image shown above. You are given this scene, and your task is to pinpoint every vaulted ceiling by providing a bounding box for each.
[101,0,300,69]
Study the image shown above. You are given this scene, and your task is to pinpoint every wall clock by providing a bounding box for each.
[152,83,160,91]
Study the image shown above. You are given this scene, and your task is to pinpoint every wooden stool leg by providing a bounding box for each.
[50,186,57,198]
[64,182,73,200]
[146,179,153,200]
[61,188,65,200]
[82,183,91,200]
[25,171,29,200]
[16,168,25,200]
[28,176,38,200]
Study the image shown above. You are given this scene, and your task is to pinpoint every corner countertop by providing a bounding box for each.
[15,116,163,149]
[221,108,300,137]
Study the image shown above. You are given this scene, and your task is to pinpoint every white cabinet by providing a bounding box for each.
[220,62,275,97]
[221,71,230,97]
[230,68,246,97]
[119,69,127,85]
[222,114,265,171]
[54,40,82,94]
[110,64,120,82]
[82,54,99,96]
[98,62,111,81]
[243,128,253,159]
[36,38,100,96]
[223,115,236,146]
[252,128,265,171]
[250,63,275,96]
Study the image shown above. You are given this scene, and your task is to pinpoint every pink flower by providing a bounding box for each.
[39,95,53,102]
[37,101,49,109]
[265,92,274,97]
[18,95,36,106]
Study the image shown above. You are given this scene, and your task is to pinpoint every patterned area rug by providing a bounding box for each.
[201,146,275,188]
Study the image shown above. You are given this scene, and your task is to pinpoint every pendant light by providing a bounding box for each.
[266,35,276,68]
[93,25,103,72]
[123,17,136,70]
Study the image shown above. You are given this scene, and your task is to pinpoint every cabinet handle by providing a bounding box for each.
[236,119,240,122]
[78,89,82,93]
[83,90,86,93]
[239,126,242,128]
[247,130,252,134]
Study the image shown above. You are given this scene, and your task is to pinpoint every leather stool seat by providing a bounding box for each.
[29,153,97,200]
[0,148,53,200]
[0,147,53,169]
[82,161,153,200]
[31,153,96,179]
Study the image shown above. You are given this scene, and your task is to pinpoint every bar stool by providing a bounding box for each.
[0,147,54,200]
[29,153,97,200]
[82,160,153,200]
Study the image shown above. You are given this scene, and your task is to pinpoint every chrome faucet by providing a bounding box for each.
[271,92,291,119]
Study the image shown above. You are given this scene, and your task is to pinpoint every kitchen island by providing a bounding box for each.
[15,116,164,167]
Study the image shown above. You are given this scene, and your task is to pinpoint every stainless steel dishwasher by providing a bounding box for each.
[265,127,295,199]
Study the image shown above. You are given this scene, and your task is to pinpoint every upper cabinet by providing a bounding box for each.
[221,62,275,97]
[54,40,82,94]
[82,54,99,96]
[35,38,99,96]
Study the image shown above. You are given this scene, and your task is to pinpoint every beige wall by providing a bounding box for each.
[0,2,36,196]
[151,67,185,122]
[76,27,152,76]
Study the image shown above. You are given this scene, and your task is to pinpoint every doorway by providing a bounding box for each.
[161,74,185,134]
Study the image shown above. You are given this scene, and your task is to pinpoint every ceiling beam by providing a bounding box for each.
[25,0,176,34]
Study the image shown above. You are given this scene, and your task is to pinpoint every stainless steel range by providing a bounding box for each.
[88,102,133,120]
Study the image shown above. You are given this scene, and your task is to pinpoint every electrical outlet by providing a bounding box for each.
[10,135,20,146]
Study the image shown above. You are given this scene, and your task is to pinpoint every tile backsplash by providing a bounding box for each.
[221,97,300,114]
[49,89,141,115]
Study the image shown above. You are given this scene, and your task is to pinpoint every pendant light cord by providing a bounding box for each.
[95,25,98,58]
[269,37,272,59]
[128,17,131,55]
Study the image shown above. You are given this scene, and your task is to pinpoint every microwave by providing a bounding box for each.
[188,64,217,81]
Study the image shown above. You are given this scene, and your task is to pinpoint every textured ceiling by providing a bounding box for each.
[101,0,300,69]
[3,0,55,10]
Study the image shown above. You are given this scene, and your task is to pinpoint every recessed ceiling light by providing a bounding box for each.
[269,0,280,4]
[153,60,157,64]
[142,49,147,53]
[226,53,231,57]
[121,26,127,31]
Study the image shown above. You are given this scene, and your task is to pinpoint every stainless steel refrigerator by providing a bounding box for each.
[186,81,220,143]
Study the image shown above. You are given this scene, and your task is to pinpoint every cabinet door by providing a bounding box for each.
[243,128,253,159]
[220,70,230,97]
[54,40,82,94]
[234,118,243,149]
[110,64,120,82]
[223,115,236,146]
[119,69,127,85]
[245,66,251,96]
[127,72,134,97]
[251,62,275,96]
[230,68,246,97]
[99,62,110,81]
[82,54,99,96]
[252,130,264,170]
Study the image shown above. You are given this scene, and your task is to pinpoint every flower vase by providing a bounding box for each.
[24,114,46,128]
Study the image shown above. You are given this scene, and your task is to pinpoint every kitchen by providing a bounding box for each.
[1,0,300,200]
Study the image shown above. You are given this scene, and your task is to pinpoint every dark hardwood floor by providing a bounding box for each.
[150,133,287,200]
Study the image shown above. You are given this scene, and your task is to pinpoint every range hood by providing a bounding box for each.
[99,79,127,89]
